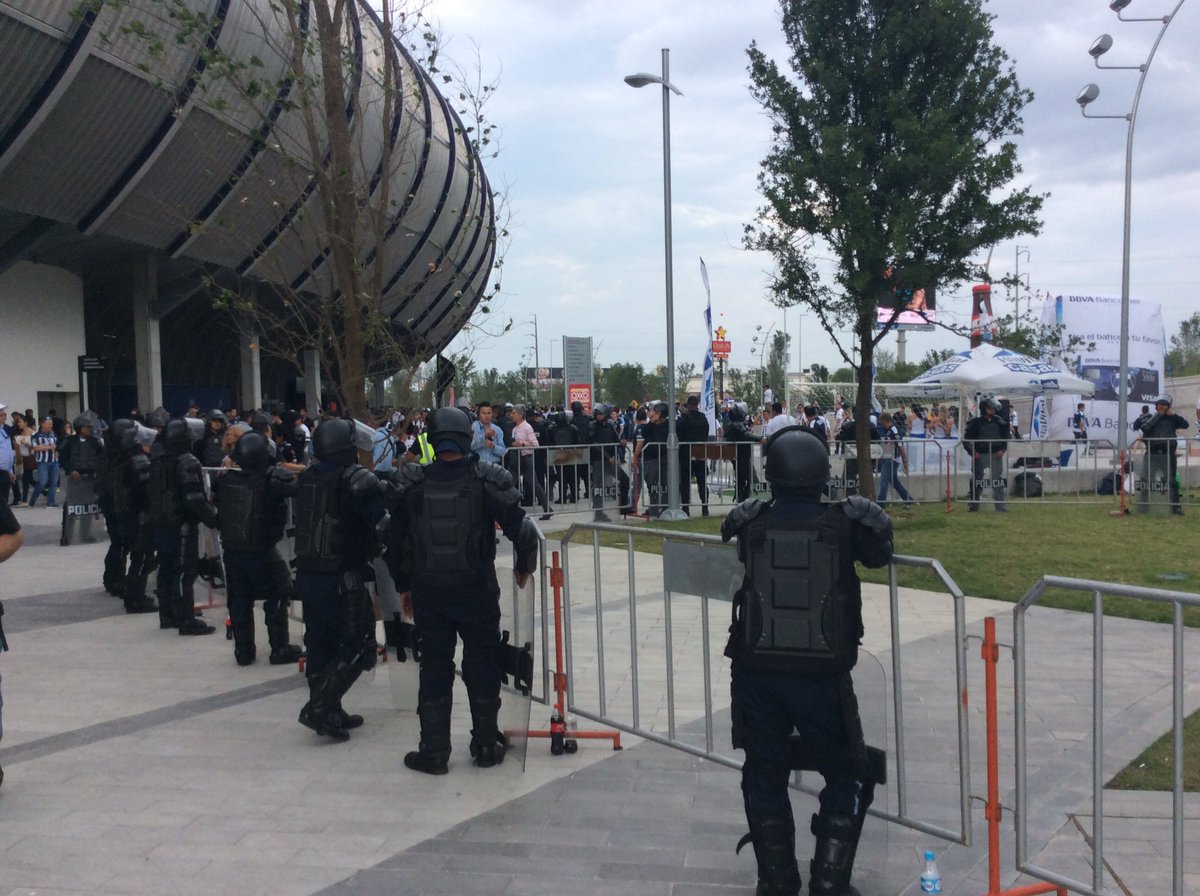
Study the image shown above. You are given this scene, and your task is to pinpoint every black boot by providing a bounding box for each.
[124,594,158,614]
[298,671,350,742]
[404,697,452,774]
[468,696,506,768]
[266,605,304,666]
[332,667,364,729]
[231,614,256,665]
[808,814,861,896]
[177,587,213,635]
[736,817,801,896]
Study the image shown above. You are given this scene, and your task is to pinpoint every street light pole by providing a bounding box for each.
[1077,0,1186,459]
[626,49,687,520]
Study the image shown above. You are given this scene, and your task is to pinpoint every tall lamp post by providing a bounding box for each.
[1076,0,1186,459]
[626,49,687,520]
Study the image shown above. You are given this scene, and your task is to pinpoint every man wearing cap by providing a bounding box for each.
[676,395,711,516]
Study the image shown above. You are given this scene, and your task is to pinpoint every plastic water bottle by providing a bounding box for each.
[920,850,942,894]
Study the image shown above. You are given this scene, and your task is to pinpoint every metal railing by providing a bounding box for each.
[555,521,974,845]
[1013,576,1199,896]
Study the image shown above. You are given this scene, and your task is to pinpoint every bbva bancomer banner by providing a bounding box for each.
[1034,295,1164,442]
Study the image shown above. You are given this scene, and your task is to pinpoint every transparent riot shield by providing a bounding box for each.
[849,648,892,859]
[790,648,891,857]
[60,475,104,545]
[591,445,620,522]
[378,557,421,714]
[494,569,534,774]
[1139,450,1173,512]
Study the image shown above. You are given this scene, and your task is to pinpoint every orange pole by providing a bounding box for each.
[527,551,621,750]
[978,616,1066,896]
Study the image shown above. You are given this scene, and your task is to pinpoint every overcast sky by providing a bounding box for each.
[431,0,1199,382]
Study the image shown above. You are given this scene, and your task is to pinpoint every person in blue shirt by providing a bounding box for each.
[470,401,506,465]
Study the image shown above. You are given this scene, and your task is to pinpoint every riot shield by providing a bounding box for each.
[591,445,620,521]
[1139,452,1172,512]
[60,475,104,545]
[378,557,421,714]
[494,567,534,774]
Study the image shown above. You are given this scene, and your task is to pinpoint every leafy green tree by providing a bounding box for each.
[809,363,830,383]
[1166,312,1200,376]
[605,363,649,408]
[918,348,958,370]
[764,332,790,407]
[745,0,1043,495]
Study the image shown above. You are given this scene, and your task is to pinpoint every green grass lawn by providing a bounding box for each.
[594,499,1199,789]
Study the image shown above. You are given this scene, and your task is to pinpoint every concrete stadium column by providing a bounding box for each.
[131,256,163,411]
[304,348,321,413]
[239,330,262,412]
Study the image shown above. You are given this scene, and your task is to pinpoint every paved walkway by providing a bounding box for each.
[0,505,1196,895]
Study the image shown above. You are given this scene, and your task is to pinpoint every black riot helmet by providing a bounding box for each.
[592,402,609,418]
[233,431,271,472]
[426,407,473,455]
[163,417,204,456]
[1154,393,1173,408]
[72,413,94,433]
[110,418,136,449]
[727,402,747,423]
[764,425,831,493]
[312,418,356,464]
[250,410,273,434]
[207,409,227,426]
[979,396,1000,414]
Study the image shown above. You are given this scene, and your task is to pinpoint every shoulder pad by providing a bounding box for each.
[344,464,385,498]
[475,461,515,490]
[720,498,768,542]
[840,495,892,535]
[175,453,202,479]
[476,461,519,508]
[267,466,295,485]
[398,462,425,487]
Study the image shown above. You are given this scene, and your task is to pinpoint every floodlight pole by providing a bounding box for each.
[1077,0,1185,457]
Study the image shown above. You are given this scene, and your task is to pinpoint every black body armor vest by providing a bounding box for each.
[149,456,184,527]
[733,506,859,675]
[218,471,270,553]
[409,470,493,592]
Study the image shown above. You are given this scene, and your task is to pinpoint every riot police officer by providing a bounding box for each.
[963,396,1008,512]
[150,418,219,635]
[587,403,627,521]
[212,432,305,666]
[293,418,389,741]
[59,413,106,547]
[388,407,538,774]
[98,418,136,596]
[1137,394,1189,514]
[196,410,228,467]
[723,403,758,503]
[721,426,893,896]
[112,421,159,614]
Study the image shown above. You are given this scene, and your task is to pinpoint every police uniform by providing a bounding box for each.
[110,421,159,614]
[587,404,628,521]
[724,404,759,503]
[388,407,538,774]
[721,426,892,896]
[212,432,304,666]
[98,419,135,596]
[963,398,1008,512]
[293,418,389,741]
[149,418,219,635]
[1137,395,1189,514]
[59,414,105,547]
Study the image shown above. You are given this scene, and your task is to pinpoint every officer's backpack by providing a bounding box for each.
[1012,472,1042,498]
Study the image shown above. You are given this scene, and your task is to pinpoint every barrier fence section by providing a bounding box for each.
[507,436,1196,515]
[555,522,973,846]
[1013,576,1199,896]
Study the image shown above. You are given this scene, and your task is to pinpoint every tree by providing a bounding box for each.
[809,363,830,383]
[1166,312,1200,377]
[918,348,957,371]
[93,0,506,419]
[745,0,1043,495]
[605,363,649,408]
[677,362,698,402]
[765,331,789,406]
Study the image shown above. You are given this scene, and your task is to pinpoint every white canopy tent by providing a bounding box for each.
[894,344,1096,398]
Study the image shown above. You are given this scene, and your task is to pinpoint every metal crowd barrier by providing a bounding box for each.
[1013,577,1199,896]
[555,522,973,846]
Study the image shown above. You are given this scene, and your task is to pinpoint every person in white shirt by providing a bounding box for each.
[761,402,793,441]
